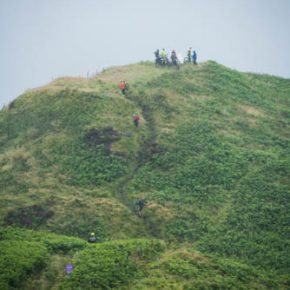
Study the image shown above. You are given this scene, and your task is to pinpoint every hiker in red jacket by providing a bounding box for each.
[119,81,128,95]
[132,114,140,127]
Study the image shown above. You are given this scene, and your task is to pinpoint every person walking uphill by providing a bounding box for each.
[135,198,146,216]
[132,114,140,128]
[119,81,128,95]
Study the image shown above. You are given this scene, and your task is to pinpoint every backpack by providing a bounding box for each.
[133,115,140,121]
[119,82,126,90]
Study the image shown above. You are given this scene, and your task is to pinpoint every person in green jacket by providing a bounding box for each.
[160,48,167,64]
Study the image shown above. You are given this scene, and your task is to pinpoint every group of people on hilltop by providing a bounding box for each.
[155,48,179,68]
[154,47,197,67]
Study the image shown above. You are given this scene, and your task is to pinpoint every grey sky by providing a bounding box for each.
[0,0,290,107]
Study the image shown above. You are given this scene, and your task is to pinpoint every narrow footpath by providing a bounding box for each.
[114,92,157,212]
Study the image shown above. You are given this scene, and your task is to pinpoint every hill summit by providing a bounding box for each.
[0,61,290,289]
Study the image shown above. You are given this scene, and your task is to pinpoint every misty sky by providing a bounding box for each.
[0,0,290,107]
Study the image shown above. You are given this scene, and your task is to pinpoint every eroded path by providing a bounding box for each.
[114,92,157,213]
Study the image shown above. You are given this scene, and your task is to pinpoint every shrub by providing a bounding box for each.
[0,240,48,290]
[59,239,165,290]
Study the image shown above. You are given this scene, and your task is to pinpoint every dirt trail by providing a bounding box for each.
[114,93,157,211]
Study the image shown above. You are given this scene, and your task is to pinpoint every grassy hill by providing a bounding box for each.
[0,61,289,289]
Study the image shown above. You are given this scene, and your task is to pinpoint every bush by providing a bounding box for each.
[0,226,87,253]
[0,240,48,290]
[59,239,165,290]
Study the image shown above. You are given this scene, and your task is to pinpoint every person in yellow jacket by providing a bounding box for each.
[160,48,167,64]
[88,232,97,243]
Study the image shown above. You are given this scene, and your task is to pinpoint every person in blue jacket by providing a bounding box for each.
[192,50,197,64]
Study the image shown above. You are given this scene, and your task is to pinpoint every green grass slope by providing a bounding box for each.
[0,61,289,289]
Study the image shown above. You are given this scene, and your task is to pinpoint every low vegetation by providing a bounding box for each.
[0,61,289,289]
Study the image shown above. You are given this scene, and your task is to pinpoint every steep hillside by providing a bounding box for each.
[0,61,289,289]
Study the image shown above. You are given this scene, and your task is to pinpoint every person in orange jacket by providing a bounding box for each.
[119,81,128,95]
[132,114,140,128]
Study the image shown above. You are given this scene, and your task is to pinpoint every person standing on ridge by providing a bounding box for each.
[132,114,140,128]
[187,47,192,62]
[119,81,128,95]
[160,48,167,65]
[154,49,160,59]
[192,50,197,64]
[154,49,161,66]
[171,50,179,69]
[170,50,177,62]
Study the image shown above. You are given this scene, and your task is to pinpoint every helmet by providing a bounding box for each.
[90,232,95,236]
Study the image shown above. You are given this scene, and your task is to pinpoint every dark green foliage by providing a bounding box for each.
[172,256,287,290]
[0,227,87,253]
[0,90,100,143]
[0,89,131,192]
[59,239,165,290]
[199,162,290,272]
[132,121,247,195]
[65,248,136,290]
[0,227,87,289]
[51,137,128,187]
[126,64,290,275]
[131,249,289,290]
[39,128,128,187]
[0,240,48,290]
[0,61,289,289]
[165,215,210,242]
